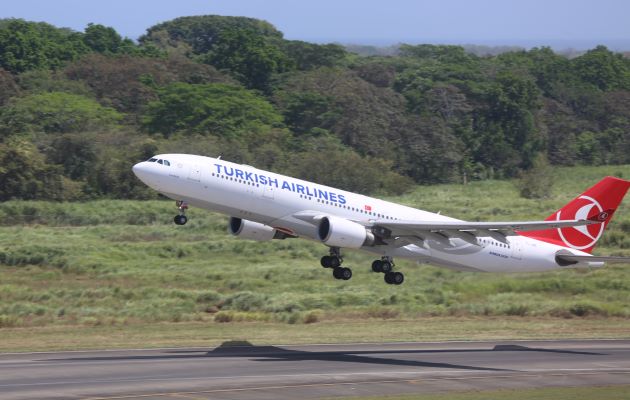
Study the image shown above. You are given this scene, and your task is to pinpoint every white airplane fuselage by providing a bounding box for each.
[133,154,599,274]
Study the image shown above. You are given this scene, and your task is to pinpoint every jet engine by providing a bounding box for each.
[317,215,375,248]
[228,217,286,241]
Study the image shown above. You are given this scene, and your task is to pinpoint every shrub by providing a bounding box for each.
[303,310,322,324]
[0,314,20,327]
[223,291,267,312]
[516,154,553,199]
[570,302,606,317]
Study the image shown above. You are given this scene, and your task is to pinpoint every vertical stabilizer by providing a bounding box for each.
[520,176,630,253]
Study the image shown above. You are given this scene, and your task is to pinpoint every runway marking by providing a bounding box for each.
[80,371,630,400]
[168,394,206,400]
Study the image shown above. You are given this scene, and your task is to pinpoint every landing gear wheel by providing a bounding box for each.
[321,255,341,268]
[392,272,404,285]
[174,201,189,225]
[381,261,393,273]
[333,267,352,280]
[384,271,404,285]
[371,260,383,273]
[174,215,188,225]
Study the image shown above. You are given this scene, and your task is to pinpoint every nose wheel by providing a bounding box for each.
[174,201,188,225]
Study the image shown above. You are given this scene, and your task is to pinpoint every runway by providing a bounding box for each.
[1,340,629,399]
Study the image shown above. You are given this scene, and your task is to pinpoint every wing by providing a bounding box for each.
[374,218,602,244]
[293,210,603,245]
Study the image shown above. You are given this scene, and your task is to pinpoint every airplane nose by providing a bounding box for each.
[132,162,150,182]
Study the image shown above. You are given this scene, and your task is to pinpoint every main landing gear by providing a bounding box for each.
[174,201,188,225]
[319,250,404,285]
[321,247,352,281]
[372,256,404,285]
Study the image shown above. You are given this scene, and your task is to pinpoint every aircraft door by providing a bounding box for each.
[511,239,523,260]
[262,185,274,199]
[188,165,201,182]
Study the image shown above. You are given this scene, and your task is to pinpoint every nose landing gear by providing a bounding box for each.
[174,201,188,225]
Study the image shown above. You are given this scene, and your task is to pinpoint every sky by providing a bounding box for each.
[2,0,630,49]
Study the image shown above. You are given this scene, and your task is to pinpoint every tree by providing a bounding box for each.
[44,133,97,180]
[0,139,64,200]
[526,47,572,96]
[0,92,122,136]
[275,68,409,160]
[399,44,474,65]
[139,15,283,55]
[83,23,133,54]
[202,27,289,91]
[0,19,89,73]
[64,54,232,114]
[472,71,544,173]
[0,68,19,105]
[353,61,396,87]
[286,145,413,195]
[572,45,630,91]
[277,90,339,135]
[282,41,348,70]
[142,83,282,137]
[516,154,553,199]
[399,115,465,183]
[17,69,93,96]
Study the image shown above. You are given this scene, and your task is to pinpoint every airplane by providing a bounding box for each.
[132,154,630,285]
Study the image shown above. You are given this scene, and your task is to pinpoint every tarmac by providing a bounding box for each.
[1,339,629,399]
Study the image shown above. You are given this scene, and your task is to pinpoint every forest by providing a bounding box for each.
[1,15,630,201]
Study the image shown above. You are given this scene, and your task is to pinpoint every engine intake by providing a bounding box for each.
[228,217,287,241]
[317,216,374,249]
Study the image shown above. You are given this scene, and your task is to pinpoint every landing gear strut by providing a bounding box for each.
[321,247,352,281]
[174,201,188,225]
[372,256,404,285]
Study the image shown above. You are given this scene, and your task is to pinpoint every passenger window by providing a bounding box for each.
[157,159,163,165]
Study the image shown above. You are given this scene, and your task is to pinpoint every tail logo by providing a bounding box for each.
[556,195,605,250]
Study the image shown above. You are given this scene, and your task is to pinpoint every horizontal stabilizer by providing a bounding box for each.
[556,254,630,266]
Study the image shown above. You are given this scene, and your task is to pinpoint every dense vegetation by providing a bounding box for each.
[1,15,630,201]
[1,165,630,328]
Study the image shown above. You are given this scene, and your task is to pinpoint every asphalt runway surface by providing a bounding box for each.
[1,339,629,399]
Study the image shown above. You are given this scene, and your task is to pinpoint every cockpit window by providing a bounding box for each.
[146,157,171,166]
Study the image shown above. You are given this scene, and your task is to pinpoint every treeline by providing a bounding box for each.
[1,16,630,201]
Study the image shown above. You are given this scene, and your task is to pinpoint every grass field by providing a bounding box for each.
[330,385,630,400]
[1,165,630,350]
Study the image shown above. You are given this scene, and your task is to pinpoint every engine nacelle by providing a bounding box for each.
[228,217,281,241]
[317,215,374,249]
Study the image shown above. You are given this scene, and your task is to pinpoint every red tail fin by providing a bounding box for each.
[520,176,630,253]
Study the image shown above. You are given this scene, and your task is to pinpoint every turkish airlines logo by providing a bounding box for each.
[556,195,605,250]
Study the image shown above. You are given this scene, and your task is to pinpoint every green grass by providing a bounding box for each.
[329,385,630,400]
[2,317,629,352]
[1,165,630,349]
